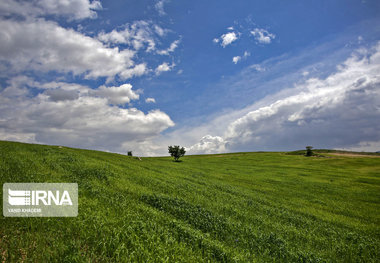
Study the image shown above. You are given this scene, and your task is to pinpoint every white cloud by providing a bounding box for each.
[233,51,250,64]
[251,28,275,44]
[145,98,156,103]
[119,63,147,80]
[189,42,380,153]
[249,64,265,72]
[232,56,241,64]
[214,25,274,48]
[93,84,140,105]
[0,0,102,20]
[155,0,169,16]
[0,19,146,80]
[155,62,175,75]
[220,32,239,47]
[98,21,157,52]
[0,0,182,157]
[154,25,166,37]
[157,39,180,55]
[188,135,225,154]
[0,80,174,155]
[358,35,364,44]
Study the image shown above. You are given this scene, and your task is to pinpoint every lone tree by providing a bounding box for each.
[168,145,186,162]
[305,146,313,157]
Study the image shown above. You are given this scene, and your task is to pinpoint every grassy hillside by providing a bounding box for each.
[0,141,379,262]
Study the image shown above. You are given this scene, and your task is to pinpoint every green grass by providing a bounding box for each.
[0,140,379,262]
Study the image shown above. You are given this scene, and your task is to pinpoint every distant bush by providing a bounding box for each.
[168,145,186,161]
[127,151,133,156]
[305,146,313,157]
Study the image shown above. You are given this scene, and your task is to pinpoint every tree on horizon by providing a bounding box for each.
[168,145,186,161]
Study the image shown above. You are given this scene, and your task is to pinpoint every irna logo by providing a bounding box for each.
[3,183,78,217]
[8,189,73,206]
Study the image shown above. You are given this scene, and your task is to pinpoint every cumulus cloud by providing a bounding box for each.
[188,135,225,154]
[145,98,156,103]
[157,39,180,55]
[0,0,102,20]
[0,0,181,156]
[98,21,158,52]
[0,19,146,80]
[214,30,241,47]
[251,28,275,44]
[93,84,140,105]
[232,56,241,64]
[232,51,250,64]
[0,80,174,155]
[214,25,274,48]
[155,62,175,75]
[220,32,239,47]
[189,42,380,153]
[98,21,177,58]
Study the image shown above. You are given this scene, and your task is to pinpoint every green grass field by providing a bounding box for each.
[0,140,379,262]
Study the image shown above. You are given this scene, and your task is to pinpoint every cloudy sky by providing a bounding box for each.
[0,0,379,156]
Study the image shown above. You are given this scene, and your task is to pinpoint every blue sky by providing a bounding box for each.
[0,0,379,155]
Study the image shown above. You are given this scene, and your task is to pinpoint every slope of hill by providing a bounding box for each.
[0,141,379,262]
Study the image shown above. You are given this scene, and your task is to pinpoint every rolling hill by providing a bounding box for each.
[0,140,379,262]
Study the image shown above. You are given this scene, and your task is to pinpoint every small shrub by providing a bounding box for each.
[305,146,313,157]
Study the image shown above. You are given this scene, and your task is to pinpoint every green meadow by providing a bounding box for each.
[0,140,379,262]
